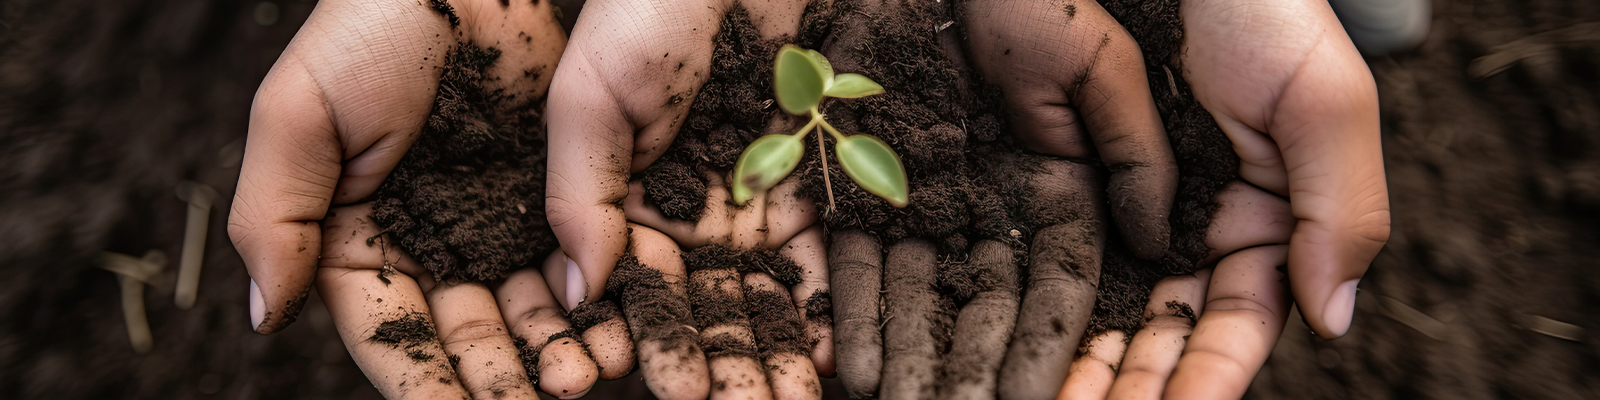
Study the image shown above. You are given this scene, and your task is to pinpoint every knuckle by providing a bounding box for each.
[439,319,512,346]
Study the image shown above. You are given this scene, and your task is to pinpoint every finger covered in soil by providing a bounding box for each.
[880,240,952,400]
[1000,220,1105,400]
[606,227,708,400]
[779,226,835,376]
[825,230,883,398]
[938,240,1019,400]
[745,273,822,400]
[685,246,770,399]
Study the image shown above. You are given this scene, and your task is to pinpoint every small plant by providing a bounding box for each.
[731,45,909,208]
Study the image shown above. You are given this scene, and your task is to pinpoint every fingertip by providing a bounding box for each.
[1315,279,1360,339]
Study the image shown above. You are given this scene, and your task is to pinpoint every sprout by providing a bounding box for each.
[100,251,167,354]
[732,45,908,209]
[175,181,218,310]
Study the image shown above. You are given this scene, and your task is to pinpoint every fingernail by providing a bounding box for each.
[564,255,586,312]
[1322,279,1360,338]
[249,279,265,331]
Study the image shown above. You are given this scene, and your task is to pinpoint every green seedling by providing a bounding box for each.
[732,45,909,209]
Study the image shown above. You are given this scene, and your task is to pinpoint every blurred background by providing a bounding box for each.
[1,0,1597,398]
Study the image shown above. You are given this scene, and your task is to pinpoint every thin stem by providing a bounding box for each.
[817,123,836,213]
[791,116,822,138]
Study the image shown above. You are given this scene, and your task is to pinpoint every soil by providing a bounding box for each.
[369,38,557,284]
[605,254,700,355]
[641,0,1233,338]
[5,0,1600,399]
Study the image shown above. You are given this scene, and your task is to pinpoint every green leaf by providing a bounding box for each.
[836,134,909,207]
[774,45,826,115]
[824,73,884,99]
[732,134,805,205]
[805,49,834,83]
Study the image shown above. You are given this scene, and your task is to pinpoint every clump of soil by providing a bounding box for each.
[605,255,699,353]
[641,0,1236,336]
[370,40,557,283]
[369,311,447,365]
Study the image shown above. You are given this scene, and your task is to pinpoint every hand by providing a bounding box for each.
[544,0,830,398]
[1059,182,1295,400]
[821,1,1180,399]
[1058,0,1391,398]
[227,1,622,398]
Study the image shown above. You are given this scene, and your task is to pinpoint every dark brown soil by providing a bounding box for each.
[369,40,557,284]
[369,312,436,347]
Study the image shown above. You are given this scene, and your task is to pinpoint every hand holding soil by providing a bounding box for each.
[227,1,627,399]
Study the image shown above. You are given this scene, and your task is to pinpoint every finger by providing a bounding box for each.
[780,225,834,376]
[827,230,883,398]
[958,0,1177,260]
[684,246,773,400]
[317,204,467,399]
[1203,181,1293,264]
[939,240,1020,400]
[568,300,634,380]
[1106,271,1211,400]
[545,0,727,311]
[496,265,599,399]
[745,273,822,400]
[1058,330,1129,400]
[1165,245,1291,399]
[880,240,944,400]
[608,225,710,400]
[427,282,538,400]
[232,0,452,334]
[1000,158,1107,400]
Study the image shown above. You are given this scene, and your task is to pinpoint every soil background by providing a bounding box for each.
[1,0,1598,399]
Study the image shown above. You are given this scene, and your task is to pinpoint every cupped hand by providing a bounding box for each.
[1180,0,1390,341]
[815,0,1180,399]
[544,0,831,398]
[1057,0,1391,398]
[227,1,620,398]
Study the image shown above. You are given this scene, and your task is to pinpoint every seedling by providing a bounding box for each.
[731,45,909,209]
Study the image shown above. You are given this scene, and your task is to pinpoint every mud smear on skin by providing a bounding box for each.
[370,40,557,284]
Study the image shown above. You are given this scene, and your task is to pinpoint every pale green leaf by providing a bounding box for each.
[774,45,826,115]
[805,49,834,83]
[836,134,909,207]
[732,134,805,205]
[824,73,884,99]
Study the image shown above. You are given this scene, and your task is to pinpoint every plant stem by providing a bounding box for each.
[817,123,836,213]
[818,119,848,141]
[792,114,822,138]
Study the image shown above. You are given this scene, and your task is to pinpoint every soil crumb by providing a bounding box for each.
[803,290,832,325]
[370,40,557,283]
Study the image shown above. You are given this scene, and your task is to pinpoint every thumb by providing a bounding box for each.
[1263,29,1390,339]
